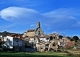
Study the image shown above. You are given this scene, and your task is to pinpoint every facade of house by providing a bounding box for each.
[13,38,25,51]
[2,36,25,51]
[64,41,75,48]
[2,36,13,49]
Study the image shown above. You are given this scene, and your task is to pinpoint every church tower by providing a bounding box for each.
[35,22,44,37]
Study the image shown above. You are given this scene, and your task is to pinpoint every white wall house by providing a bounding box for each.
[2,36,25,51]
[2,36,13,49]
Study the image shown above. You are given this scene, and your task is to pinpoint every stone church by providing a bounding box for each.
[22,22,44,37]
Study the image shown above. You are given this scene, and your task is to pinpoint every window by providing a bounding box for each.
[20,44,21,46]
[41,48,43,49]
[53,37,55,39]
[16,41,18,42]
[45,44,49,46]
[38,31,41,36]
[53,43,55,46]
[50,36,53,40]
[18,45,19,46]
[46,38,49,40]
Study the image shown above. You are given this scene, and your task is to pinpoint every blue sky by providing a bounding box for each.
[0,0,80,37]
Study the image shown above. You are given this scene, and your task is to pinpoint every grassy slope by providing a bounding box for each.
[0,52,73,57]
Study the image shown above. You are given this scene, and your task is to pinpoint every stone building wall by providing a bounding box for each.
[26,31,35,37]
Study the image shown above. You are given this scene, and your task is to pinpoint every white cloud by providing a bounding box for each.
[47,28,51,30]
[43,8,80,30]
[0,7,44,24]
[30,24,35,26]
[51,31,59,33]
[0,7,80,31]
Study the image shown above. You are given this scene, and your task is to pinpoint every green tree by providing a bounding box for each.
[67,36,71,40]
[59,35,63,39]
[73,36,79,42]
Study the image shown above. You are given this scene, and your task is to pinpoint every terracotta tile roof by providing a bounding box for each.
[9,34,23,39]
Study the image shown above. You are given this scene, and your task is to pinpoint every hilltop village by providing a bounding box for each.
[0,22,80,52]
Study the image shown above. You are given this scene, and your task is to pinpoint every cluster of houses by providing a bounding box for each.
[0,22,75,52]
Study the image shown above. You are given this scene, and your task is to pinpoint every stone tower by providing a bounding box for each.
[37,22,40,28]
[35,22,44,37]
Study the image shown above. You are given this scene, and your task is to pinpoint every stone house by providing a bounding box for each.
[65,41,75,48]
[58,36,75,49]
